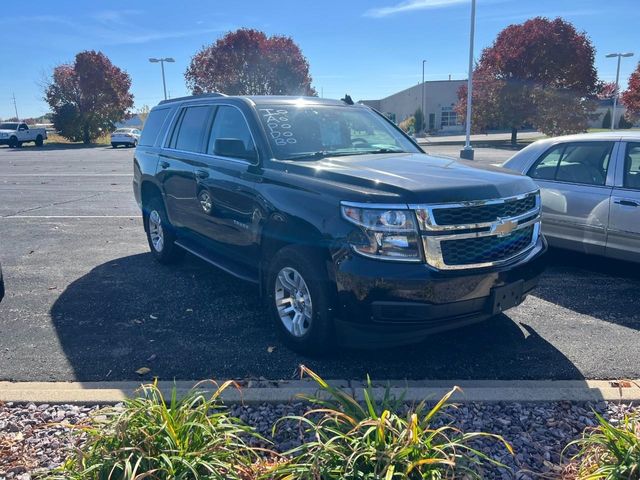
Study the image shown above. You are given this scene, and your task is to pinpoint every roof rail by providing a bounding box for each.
[158,92,227,105]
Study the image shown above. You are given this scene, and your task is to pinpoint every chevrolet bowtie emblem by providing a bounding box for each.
[492,219,517,237]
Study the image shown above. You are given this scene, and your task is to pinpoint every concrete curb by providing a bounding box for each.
[1,379,639,405]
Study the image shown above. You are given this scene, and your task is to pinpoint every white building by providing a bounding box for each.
[360,79,466,134]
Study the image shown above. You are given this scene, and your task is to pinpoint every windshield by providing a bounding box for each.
[256,104,419,160]
[0,123,19,130]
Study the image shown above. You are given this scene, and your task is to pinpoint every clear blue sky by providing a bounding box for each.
[1,0,638,119]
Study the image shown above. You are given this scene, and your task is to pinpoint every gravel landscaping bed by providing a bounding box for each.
[1,400,638,479]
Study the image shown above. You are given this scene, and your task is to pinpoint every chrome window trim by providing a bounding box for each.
[409,190,540,232]
[423,221,541,270]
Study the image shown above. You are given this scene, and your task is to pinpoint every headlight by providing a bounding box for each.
[340,202,422,261]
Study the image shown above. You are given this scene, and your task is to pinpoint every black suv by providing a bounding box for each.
[133,94,547,353]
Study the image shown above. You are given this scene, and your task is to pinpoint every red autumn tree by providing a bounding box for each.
[45,51,133,143]
[597,81,618,100]
[185,28,316,96]
[622,62,640,121]
[456,17,599,144]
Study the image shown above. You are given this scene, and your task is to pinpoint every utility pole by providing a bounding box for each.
[460,0,476,160]
[12,93,19,120]
[421,60,426,134]
[606,52,634,130]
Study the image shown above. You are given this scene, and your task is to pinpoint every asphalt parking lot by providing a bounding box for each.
[0,144,638,382]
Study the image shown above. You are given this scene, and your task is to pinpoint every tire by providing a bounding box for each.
[111,143,118,148]
[8,136,18,148]
[133,140,138,147]
[143,195,184,264]
[35,135,43,147]
[266,246,336,355]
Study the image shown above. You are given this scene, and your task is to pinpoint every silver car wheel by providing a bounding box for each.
[149,210,164,252]
[275,267,313,337]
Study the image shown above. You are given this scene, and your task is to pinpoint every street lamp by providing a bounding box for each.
[605,52,634,130]
[422,60,426,135]
[149,57,175,101]
[460,0,476,160]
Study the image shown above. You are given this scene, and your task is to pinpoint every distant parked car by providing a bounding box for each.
[0,122,47,148]
[503,132,640,262]
[111,128,141,148]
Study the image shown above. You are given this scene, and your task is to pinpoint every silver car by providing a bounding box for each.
[503,132,640,262]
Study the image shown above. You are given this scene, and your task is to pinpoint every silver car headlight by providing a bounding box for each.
[340,202,422,262]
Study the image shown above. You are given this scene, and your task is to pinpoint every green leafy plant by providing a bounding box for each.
[49,381,267,480]
[269,366,512,479]
[564,411,640,479]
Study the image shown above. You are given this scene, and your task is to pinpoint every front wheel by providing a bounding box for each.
[144,197,183,264]
[8,137,18,148]
[266,246,335,354]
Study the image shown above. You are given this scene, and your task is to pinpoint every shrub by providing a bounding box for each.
[269,366,512,479]
[602,109,612,129]
[618,114,634,129]
[49,381,266,480]
[564,411,640,479]
[399,116,415,134]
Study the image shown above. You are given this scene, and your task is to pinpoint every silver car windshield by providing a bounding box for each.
[256,103,419,161]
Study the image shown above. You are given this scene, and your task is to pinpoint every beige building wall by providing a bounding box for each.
[360,80,466,133]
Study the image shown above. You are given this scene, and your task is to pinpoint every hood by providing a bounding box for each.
[0,129,15,135]
[284,152,537,204]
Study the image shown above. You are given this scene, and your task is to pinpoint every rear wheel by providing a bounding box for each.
[35,135,43,147]
[266,246,335,354]
[144,196,183,264]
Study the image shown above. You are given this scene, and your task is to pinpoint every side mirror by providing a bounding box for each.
[214,138,257,162]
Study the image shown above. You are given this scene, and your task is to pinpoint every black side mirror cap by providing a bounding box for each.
[214,138,257,161]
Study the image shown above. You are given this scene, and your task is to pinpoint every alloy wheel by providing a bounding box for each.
[148,210,164,252]
[275,267,313,337]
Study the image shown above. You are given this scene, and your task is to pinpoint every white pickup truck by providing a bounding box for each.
[0,122,47,148]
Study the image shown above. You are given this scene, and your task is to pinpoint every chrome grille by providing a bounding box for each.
[432,195,536,226]
[411,191,541,270]
[440,225,535,266]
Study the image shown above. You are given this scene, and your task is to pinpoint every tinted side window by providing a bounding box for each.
[624,143,640,190]
[207,106,255,156]
[139,108,170,147]
[173,106,212,153]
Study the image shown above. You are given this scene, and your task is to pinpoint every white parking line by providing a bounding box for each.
[0,174,132,177]
[1,215,140,219]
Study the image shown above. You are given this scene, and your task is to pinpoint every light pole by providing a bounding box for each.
[606,52,634,130]
[149,57,175,101]
[422,60,426,135]
[460,0,476,160]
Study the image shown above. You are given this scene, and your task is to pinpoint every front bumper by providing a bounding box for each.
[332,236,547,347]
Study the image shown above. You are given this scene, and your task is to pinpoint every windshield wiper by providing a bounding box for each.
[282,151,367,161]
[360,148,406,154]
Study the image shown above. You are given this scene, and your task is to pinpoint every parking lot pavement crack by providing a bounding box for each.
[1,192,106,218]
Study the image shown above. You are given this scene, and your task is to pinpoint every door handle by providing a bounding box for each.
[159,160,170,169]
[195,169,209,179]
[614,199,640,207]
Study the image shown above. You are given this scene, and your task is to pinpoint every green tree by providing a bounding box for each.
[414,107,424,134]
[45,51,133,143]
[602,109,612,129]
